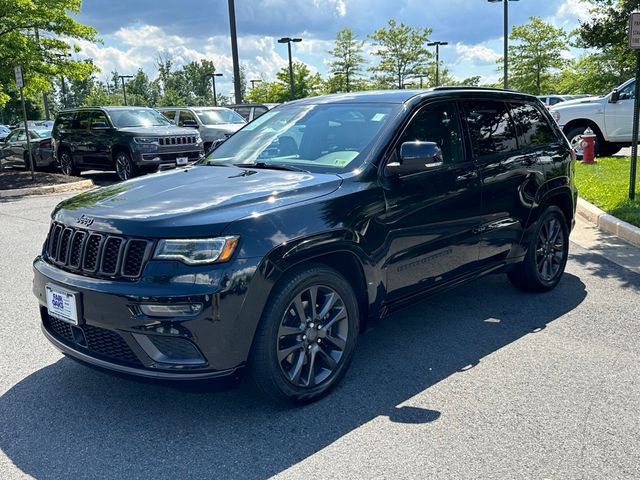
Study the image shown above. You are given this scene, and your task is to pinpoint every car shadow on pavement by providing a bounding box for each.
[570,249,640,291]
[0,273,586,480]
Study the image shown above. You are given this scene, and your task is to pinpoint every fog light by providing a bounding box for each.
[139,303,203,317]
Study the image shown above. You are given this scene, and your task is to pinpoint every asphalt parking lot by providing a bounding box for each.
[1,192,639,480]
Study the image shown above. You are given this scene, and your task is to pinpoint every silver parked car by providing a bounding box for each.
[159,107,246,153]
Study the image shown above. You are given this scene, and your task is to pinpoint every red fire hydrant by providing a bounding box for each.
[579,128,596,164]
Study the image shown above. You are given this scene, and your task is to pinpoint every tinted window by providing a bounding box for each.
[464,100,518,157]
[510,103,559,148]
[234,107,252,121]
[619,81,635,101]
[178,110,197,126]
[91,111,110,127]
[400,102,465,164]
[71,111,92,130]
[15,130,27,141]
[253,106,269,119]
[161,110,176,122]
[53,113,73,136]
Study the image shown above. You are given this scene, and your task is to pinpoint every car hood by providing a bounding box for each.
[550,95,604,110]
[117,126,197,136]
[52,165,342,237]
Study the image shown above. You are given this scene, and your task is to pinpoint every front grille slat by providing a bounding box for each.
[44,223,150,280]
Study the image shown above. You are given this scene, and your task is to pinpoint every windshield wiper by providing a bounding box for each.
[233,162,309,173]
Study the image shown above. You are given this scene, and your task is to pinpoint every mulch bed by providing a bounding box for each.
[0,170,76,191]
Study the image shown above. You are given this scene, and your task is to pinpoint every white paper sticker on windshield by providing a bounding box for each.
[371,113,387,122]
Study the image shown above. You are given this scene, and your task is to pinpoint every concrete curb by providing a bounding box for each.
[0,179,94,198]
[576,197,640,248]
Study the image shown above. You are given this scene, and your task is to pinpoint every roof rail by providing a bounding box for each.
[432,86,520,92]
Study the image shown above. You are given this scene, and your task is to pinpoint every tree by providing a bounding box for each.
[369,20,432,89]
[0,0,97,109]
[576,0,637,85]
[328,28,366,92]
[505,17,568,95]
[555,51,628,95]
[275,62,323,101]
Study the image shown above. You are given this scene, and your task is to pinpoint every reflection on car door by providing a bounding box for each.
[462,99,530,266]
[86,110,113,167]
[607,80,635,141]
[70,111,92,166]
[380,100,482,302]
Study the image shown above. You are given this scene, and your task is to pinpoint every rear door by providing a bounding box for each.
[461,99,531,266]
[381,100,482,302]
[86,110,113,167]
[69,111,93,166]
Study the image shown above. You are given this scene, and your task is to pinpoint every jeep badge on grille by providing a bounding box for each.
[76,215,95,227]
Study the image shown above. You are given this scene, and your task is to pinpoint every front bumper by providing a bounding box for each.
[33,255,262,380]
[131,145,204,167]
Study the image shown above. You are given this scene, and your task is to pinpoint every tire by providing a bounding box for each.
[507,206,570,292]
[599,143,621,157]
[249,263,359,404]
[114,151,137,181]
[565,125,604,158]
[58,150,78,176]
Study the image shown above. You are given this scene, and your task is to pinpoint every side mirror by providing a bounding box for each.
[91,122,109,130]
[181,120,199,128]
[610,89,620,103]
[385,141,443,176]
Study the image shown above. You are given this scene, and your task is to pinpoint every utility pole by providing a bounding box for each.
[489,0,519,89]
[15,66,35,181]
[228,0,242,104]
[205,72,223,106]
[34,28,51,120]
[427,41,448,87]
[278,37,302,100]
[118,75,133,105]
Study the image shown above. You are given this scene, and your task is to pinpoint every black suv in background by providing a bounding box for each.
[52,107,204,181]
[34,88,576,404]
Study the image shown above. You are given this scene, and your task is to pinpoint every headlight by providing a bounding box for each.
[153,237,239,265]
[133,137,159,144]
[551,110,561,122]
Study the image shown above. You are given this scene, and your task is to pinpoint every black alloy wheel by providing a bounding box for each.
[59,151,77,176]
[249,264,358,404]
[507,206,569,292]
[115,152,135,181]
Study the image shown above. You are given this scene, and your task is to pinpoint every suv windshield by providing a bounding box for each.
[203,103,398,173]
[107,108,172,128]
[196,109,245,125]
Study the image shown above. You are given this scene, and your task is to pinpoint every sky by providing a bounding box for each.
[70,0,592,98]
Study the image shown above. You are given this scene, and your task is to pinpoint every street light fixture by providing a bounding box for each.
[488,0,520,89]
[205,72,224,106]
[427,41,448,87]
[118,75,133,105]
[278,37,302,100]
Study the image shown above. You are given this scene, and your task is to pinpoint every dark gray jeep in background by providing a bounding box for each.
[52,107,204,181]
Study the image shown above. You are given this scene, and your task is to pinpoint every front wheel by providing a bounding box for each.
[507,206,569,292]
[114,151,136,181]
[249,264,359,404]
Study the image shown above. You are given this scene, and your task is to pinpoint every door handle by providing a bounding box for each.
[456,171,478,182]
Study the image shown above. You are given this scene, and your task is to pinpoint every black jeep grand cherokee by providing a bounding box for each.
[34,88,576,403]
[53,107,204,181]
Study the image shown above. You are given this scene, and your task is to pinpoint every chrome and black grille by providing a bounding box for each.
[45,314,142,367]
[45,223,152,280]
[158,135,198,146]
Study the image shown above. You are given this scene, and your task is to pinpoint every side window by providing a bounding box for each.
[91,111,110,128]
[178,110,197,126]
[618,81,635,101]
[71,111,92,130]
[253,106,268,119]
[53,113,73,136]
[510,103,560,148]
[548,97,562,106]
[5,131,17,142]
[161,110,176,122]
[234,107,252,121]
[399,102,465,164]
[15,130,27,141]
[463,100,518,158]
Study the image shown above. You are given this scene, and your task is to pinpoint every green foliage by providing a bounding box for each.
[247,62,322,102]
[328,28,366,93]
[0,0,98,108]
[554,51,629,95]
[504,16,568,95]
[368,19,432,89]
[575,156,640,227]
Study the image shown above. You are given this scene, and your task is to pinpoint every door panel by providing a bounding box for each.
[380,101,482,302]
[607,81,635,141]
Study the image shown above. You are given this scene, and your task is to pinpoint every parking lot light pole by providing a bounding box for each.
[427,41,448,87]
[489,0,519,89]
[205,72,223,106]
[118,75,133,105]
[228,0,243,105]
[278,37,302,100]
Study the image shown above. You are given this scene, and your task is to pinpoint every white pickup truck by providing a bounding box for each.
[550,78,636,157]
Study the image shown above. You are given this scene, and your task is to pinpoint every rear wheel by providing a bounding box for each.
[508,206,569,292]
[58,150,78,176]
[249,264,359,404]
